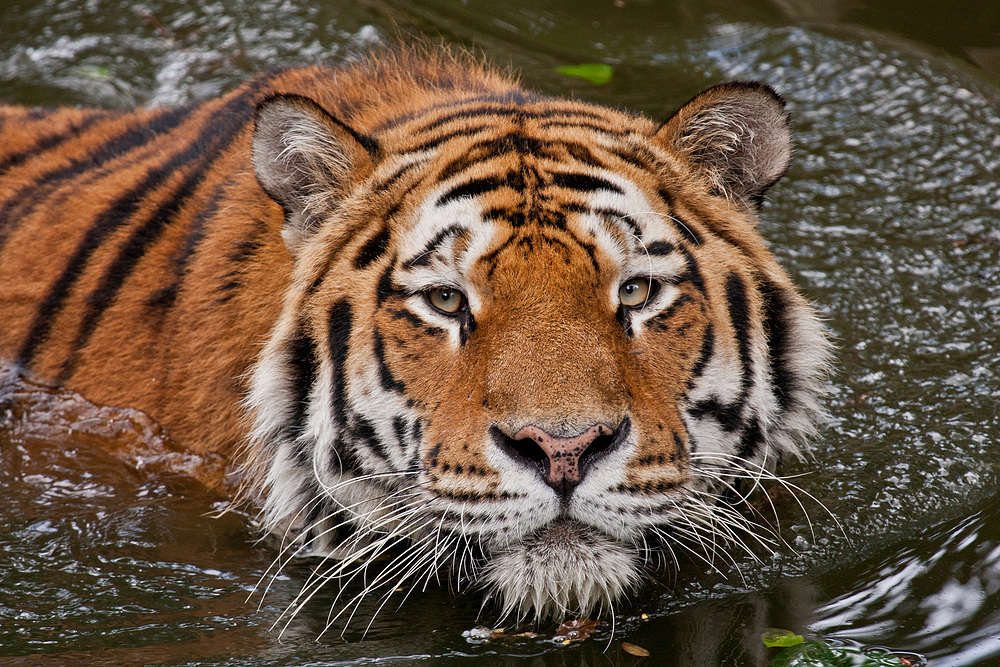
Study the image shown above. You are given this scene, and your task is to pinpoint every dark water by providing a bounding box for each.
[2,1,1000,665]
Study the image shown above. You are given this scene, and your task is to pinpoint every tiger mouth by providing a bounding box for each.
[481,518,641,620]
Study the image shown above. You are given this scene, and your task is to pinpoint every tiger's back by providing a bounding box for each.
[0,48,830,620]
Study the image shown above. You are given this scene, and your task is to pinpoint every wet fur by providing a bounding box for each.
[0,47,830,623]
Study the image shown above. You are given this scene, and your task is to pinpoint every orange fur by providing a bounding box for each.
[0,47,830,619]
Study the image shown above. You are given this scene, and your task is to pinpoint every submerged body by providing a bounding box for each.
[0,48,829,619]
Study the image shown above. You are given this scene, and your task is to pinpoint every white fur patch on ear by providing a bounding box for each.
[252,94,376,252]
[657,82,791,209]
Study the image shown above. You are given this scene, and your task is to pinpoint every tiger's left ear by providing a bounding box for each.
[655,82,791,210]
[253,94,378,253]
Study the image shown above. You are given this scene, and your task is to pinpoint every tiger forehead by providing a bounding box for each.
[373,100,664,194]
[393,161,655,276]
[374,101,685,285]
[387,96,656,145]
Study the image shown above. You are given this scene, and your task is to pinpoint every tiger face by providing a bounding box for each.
[243,74,829,620]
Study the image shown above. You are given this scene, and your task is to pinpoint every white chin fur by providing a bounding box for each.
[482,520,641,621]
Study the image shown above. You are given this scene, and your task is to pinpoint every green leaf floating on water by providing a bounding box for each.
[556,63,613,85]
[762,628,805,648]
[77,66,111,80]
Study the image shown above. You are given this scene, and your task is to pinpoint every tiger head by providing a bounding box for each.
[242,65,829,622]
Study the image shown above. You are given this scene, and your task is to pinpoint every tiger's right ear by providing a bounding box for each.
[252,94,378,253]
[655,82,791,210]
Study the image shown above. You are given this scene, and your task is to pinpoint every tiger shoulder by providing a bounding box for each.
[0,47,830,621]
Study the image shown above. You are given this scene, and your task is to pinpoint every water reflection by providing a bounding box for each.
[812,507,1000,663]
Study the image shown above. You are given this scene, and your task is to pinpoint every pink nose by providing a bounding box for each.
[512,423,613,487]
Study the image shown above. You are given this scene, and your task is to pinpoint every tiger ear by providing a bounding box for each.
[655,82,791,209]
[252,94,378,252]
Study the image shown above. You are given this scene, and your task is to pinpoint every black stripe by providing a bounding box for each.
[386,307,425,329]
[689,397,742,432]
[427,440,444,466]
[645,240,675,256]
[301,490,351,547]
[53,82,265,380]
[350,415,392,462]
[616,303,632,337]
[677,247,707,295]
[410,101,608,136]
[563,142,606,170]
[725,273,753,394]
[386,307,447,338]
[481,206,518,223]
[392,416,409,452]
[372,159,424,192]
[301,481,327,529]
[0,106,192,255]
[687,275,755,432]
[737,418,764,460]
[409,104,521,135]
[671,214,704,246]
[596,207,641,241]
[757,278,796,412]
[145,177,236,312]
[688,323,715,384]
[608,145,658,172]
[328,299,353,428]
[405,124,492,153]
[436,176,507,207]
[550,172,623,195]
[483,206,569,229]
[479,231,517,278]
[402,225,464,268]
[305,227,365,297]
[227,237,262,264]
[0,112,113,178]
[285,322,318,456]
[403,105,624,154]
[565,230,601,274]
[459,312,476,346]
[411,418,423,445]
[375,260,399,305]
[55,168,207,379]
[649,292,693,328]
[436,134,547,183]
[372,326,406,393]
[657,188,704,246]
[537,119,626,135]
[353,226,391,269]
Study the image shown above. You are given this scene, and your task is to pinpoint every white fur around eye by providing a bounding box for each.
[621,283,681,335]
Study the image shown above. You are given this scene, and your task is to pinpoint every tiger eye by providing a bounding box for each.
[619,278,651,308]
[427,287,466,314]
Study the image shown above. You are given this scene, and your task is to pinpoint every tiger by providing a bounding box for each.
[0,46,830,622]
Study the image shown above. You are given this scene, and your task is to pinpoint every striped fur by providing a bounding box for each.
[0,48,830,622]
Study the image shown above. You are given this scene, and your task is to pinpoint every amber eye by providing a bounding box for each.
[619,278,652,308]
[426,287,467,314]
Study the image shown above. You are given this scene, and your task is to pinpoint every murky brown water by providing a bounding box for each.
[2,1,1000,665]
